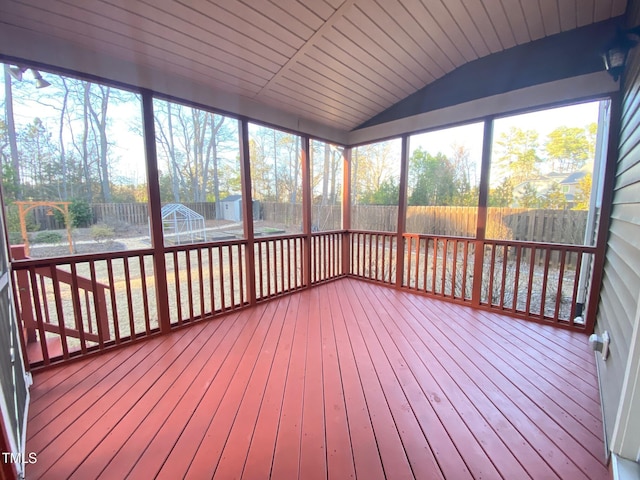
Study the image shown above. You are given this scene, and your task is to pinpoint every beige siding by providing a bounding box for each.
[596,1,640,448]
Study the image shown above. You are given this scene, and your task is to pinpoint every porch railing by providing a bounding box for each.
[12,228,597,369]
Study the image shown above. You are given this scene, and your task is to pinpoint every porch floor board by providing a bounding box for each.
[26,278,609,479]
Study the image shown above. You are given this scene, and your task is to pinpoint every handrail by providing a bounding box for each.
[11,245,111,360]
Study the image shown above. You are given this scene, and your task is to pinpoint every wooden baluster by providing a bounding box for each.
[173,251,183,324]
[28,267,50,365]
[219,246,226,310]
[106,258,121,343]
[539,248,552,321]
[554,250,567,322]
[69,263,88,355]
[139,255,151,334]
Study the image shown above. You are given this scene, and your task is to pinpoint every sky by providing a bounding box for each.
[409,100,604,186]
[3,66,605,190]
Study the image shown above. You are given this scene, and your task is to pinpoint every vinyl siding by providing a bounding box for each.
[595,0,640,449]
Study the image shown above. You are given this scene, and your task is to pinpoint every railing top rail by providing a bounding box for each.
[163,238,248,252]
[348,230,596,252]
[311,230,347,236]
[11,247,155,269]
[253,233,306,242]
[402,232,475,242]
[478,238,597,252]
[348,229,397,236]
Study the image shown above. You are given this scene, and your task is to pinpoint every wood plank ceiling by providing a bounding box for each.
[0,0,628,132]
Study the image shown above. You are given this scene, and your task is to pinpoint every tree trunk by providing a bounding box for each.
[3,65,22,199]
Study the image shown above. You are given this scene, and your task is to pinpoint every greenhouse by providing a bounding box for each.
[161,204,206,245]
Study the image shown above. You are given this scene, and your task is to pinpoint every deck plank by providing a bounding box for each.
[26,278,608,480]
[71,313,236,479]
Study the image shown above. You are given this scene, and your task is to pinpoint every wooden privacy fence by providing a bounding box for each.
[21,202,219,230]
[22,201,589,246]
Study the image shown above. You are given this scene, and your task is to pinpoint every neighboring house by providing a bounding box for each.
[513,170,588,207]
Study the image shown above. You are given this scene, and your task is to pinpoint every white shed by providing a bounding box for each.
[220,195,243,222]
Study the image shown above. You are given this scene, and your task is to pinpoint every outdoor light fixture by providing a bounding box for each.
[8,65,27,81]
[7,65,50,88]
[31,70,51,89]
[603,26,640,81]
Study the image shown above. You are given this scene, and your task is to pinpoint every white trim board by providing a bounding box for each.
[348,71,618,145]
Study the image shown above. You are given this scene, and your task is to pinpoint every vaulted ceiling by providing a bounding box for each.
[0,0,628,137]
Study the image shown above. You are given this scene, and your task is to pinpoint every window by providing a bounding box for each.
[486,101,606,245]
[1,64,146,257]
[153,99,241,245]
[248,123,302,235]
[351,139,401,232]
[310,140,343,231]
[406,123,483,236]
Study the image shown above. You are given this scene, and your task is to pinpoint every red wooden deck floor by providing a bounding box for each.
[25,278,609,479]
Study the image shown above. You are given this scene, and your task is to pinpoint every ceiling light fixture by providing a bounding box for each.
[31,70,51,89]
[7,65,51,88]
[603,26,640,81]
[8,65,27,81]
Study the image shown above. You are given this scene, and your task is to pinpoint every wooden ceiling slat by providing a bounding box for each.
[0,0,626,132]
[611,0,628,15]
[520,0,547,40]
[353,2,438,82]
[320,0,346,10]
[419,0,479,62]
[50,0,279,79]
[557,0,578,31]
[500,0,532,44]
[95,0,286,72]
[278,67,384,114]
[196,0,307,49]
[443,0,491,58]
[240,0,323,31]
[594,0,614,21]
[314,30,406,103]
[460,0,504,53]
[303,45,401,105]
[480,0,517,49]
[295,0,336,21]
[372,0,452,75]
[0,3,267,94]
[138,0,294,64]
[0,9,263,97]
[258,90,356,129]
[267,78,368,122]
[396,0,468,68]
[577,0,596,27]
[330,15,419,95]
[539,0,562,35]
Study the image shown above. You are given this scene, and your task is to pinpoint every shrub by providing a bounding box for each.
[54,199,93,228]
[91,224,115,243]
[32,231,63,244]
[8,232,23,244]
[5,204,39,233]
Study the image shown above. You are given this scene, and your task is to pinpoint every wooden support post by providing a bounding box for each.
[395,135,409,289]
[472,118,493,307]
[301,137,312,287]
[239,119,256,305]
[585,95,621,334]
[342,147,352,276]
[141,91,171,334]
